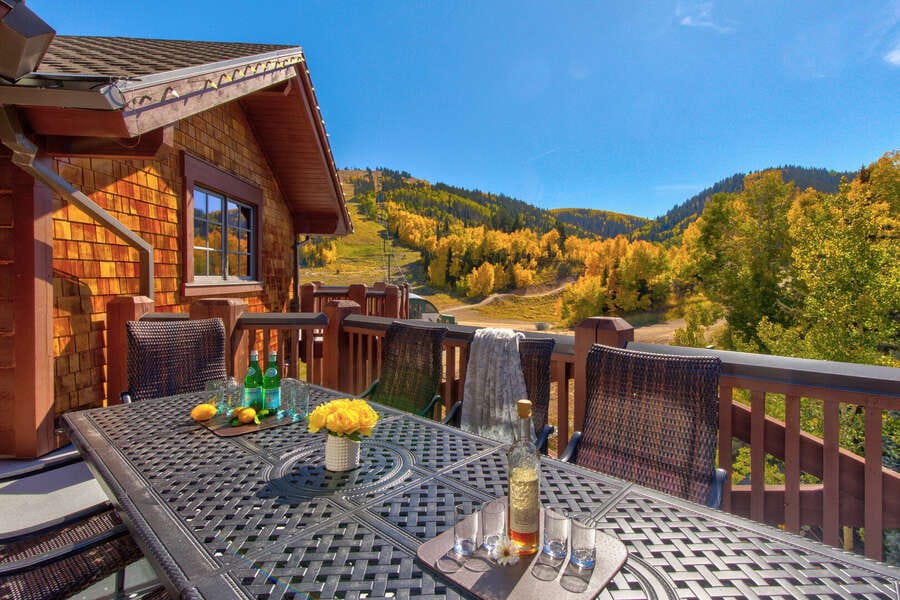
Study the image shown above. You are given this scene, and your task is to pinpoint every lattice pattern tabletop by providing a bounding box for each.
[64,387,900,599]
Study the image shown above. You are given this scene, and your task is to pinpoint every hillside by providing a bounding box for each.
[340,165,855,246]
[635,166,855,244]
[549,208,649,239]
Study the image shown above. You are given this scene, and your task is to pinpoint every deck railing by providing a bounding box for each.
[105,296,899,562]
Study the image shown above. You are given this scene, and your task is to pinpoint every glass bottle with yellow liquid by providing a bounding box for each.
[507,399,540,555]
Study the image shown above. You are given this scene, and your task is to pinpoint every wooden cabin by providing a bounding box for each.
[0,4,351,457]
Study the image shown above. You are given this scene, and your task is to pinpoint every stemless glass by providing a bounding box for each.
[570,515,596,569]
[204,379,226,412]
[222,377,243,415]
[453,504,479,557]
[481,499,506,555]
[280,378,310,421]
[542,506,569,560]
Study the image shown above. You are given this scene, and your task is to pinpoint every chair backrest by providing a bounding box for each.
[126,318,227,402]
[519,338,555,432]
[370,321,447,414]
[577,344,721,504]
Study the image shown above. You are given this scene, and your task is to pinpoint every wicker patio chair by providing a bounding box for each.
[125,317,227,402]
[443,337,556,453]
[0,501,168,600]
[361,322,447,417]
[560,344,726,508]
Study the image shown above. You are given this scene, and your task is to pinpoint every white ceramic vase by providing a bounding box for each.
[325,434,361,471]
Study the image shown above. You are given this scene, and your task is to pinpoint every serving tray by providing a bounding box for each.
[416,508,627,600]
[199,413,297,437]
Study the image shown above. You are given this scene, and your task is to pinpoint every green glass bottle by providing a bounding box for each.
[244,349,263,411]
[262,350,281,412]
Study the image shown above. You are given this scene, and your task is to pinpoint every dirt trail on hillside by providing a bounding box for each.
[442,281,685,344]
[442,280,574,314]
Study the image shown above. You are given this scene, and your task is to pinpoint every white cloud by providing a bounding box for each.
[885,43,900,66]
[676,1,736,34]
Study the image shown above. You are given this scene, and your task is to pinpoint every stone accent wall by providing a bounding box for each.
[52,101,296,415]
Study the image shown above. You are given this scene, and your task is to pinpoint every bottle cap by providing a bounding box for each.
[516,399,532,419]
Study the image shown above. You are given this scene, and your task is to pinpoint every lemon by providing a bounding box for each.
[191,403,217,421]
[236,407,256,424]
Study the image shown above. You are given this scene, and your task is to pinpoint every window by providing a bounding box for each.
[193,188,254,281]
[182,152,263,296]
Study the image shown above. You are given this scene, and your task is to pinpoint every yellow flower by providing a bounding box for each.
[308,398,379,438]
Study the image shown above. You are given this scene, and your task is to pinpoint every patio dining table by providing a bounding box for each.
[63,386,899,599]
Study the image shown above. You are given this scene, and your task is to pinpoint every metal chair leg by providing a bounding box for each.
[115,566,126,598]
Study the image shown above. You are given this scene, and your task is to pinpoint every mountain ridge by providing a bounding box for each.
[340,165,856,243]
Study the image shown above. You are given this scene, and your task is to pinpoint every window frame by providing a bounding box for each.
[181,152,263,297]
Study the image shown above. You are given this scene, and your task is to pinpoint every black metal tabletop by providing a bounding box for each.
[63,387,900,599]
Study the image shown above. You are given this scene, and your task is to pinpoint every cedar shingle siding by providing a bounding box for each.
[52,102,295,414]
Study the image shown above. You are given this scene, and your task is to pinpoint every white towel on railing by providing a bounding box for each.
[460,328,527,443]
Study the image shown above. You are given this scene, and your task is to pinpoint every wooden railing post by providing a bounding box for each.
[384,284,400,318]
[348,284,367,315]
[190,298,248,378]
[107,295,154,405]
[573,317,634,432]
[323,300,361,392]
[300,282,316,312]
[400,283,410,318]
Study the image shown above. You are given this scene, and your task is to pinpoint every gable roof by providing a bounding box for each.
[36,36,293,77]
[0,35,352,235]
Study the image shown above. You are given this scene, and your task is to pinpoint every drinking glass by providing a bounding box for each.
[222,377,243,415]
[280,378,310,421]
[453,504,479,557]
[542,506,569,561]
[569,515,596,569]
[204,379,226,412]
[480,499,506,555]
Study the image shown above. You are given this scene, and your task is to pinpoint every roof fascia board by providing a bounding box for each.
[120,47,303,92]
[121,61,298,136]
[292,63,351,235]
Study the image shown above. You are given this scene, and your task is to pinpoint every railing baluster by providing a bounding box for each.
[720,378,735,512]
[784,394,801,533]
[445,344,457,413]
[553,360,569,455]
[864,402,883,561]
[750,388,766,523]
[823,398,840,547]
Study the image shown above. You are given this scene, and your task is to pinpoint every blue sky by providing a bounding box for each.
[32,1,900,219]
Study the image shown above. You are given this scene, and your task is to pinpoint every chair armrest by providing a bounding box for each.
[706,468,727,509]
[417,394,442,419]
[536,424,554,455]
[359,379,380,399]
[558,431,581,463]
[441,401,462,426]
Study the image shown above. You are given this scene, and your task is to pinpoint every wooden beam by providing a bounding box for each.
[22,106,131,137]
[42,126,173,159]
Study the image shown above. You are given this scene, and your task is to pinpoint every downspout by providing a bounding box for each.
[0,105,154,299]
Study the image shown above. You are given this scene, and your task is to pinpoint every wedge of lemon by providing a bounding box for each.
[190,403,218,421]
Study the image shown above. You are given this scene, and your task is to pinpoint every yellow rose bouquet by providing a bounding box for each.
[308,398,379,440]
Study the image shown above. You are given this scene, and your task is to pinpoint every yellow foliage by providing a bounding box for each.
[466,262,495,298]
